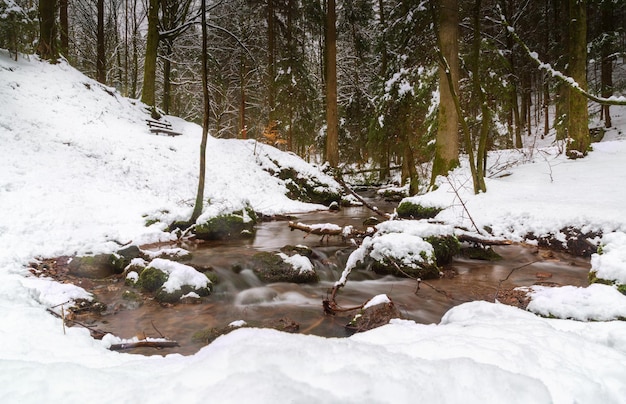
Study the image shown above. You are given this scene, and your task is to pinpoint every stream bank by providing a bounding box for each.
[31,195,592,356]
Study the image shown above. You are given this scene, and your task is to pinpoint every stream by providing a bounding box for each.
[81,194,590,356]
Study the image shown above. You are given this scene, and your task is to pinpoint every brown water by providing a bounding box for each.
[83,198,590,356]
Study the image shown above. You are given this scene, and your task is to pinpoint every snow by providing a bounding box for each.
[277,252,314,274]
[1,50,626,402]
[590,231,626,284]
[228,319,247,328]
[526,284,626,321]
[146,258,210,293]
[364,293,391,309]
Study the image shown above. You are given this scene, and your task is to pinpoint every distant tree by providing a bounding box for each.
[325,0,339,168]
[38,0,58,61]
[59,0,68,56]
[0,0,37,60]
[141,0,159,106]
[96,0,106,83]
[159,0,194,114]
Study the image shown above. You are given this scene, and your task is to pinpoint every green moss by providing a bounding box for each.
[617,284,626,296]
[203,271,219,284]
[462,246,502,261]
[192,325,241,345]
[396,201,442,219]
[122,290,141,301]
[155,284,210,304]
[371,259,440,280]
[588,270,613,285]
[194,208,257,240]
[136,266,168,292]
[425,235,460,265]
[279,167,341,205]
[251,251,318,283]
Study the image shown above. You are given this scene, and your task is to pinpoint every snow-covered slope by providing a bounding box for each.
[0,50,338,262]
[2,51,626,403]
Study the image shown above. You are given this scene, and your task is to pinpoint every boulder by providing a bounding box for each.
[250,251,318,283]
[346,295,401,333]
[68,254,122,279]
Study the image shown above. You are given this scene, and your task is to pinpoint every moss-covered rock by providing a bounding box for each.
[396,201,442,219]
[426,235,460,265]
[250,251,319,283]
[277,167,341,205]
[155,284,210,304]
[357,233,441,280]
[280,244,313,258]
[371,258,440,279]
[462,246,502,261]
[136,266,168,292]
[195,208,257,240]
[377,187,408,202]
[125,270,139,286]
[68,254,125,279]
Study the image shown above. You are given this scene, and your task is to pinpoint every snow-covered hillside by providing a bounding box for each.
[1,51,626,403]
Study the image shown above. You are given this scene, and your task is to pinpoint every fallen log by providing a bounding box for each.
[288,221,343,236]
[109,340,180,351]
[334,176,391,218]
[288,221,370,241]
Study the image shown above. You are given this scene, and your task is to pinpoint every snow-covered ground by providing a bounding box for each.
[1,51,626,402]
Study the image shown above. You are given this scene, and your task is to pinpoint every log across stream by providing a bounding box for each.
[70,198,590,356]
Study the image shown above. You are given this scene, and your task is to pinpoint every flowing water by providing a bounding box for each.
[83,194,590,356]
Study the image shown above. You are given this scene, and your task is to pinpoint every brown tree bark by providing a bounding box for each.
[59,0,68,57]
[566,0,589,158]
[141,0,159,106]
[325,0,339,168]
[38,0,58,61]
[96,0,106,84]
[430,0,460,186]
[190,0,210,224]
[601,1,614,128]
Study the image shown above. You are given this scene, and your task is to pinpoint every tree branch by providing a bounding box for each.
[495,9,626,106]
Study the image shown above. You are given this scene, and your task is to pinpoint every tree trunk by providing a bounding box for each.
[601,1,614,128]
[96,0,106,84]
[190,0,210,224]
[38,0,58,61]
[325,0,339,168]
[267,0,276,122]
[430,0,460,185]
[471,0,487,193]
[239,56,247,139]
[130,0,139,98]
[59,0,68,57]
[162,40,173,114]
[566,0,589,158]
[554,0,569,140]
[141,0,160,106]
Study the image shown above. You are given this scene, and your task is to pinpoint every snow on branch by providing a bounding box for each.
[496,10,626,106]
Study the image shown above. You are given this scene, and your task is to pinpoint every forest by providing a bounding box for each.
[3,0,625,195]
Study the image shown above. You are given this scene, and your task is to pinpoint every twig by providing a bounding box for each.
[109,340,180,351]
[494,260,539,302]
[446,176,482,234]
[389,260,456,300]
[46,308,109,339]
[61,305,66,335]
[151,321,165,338]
